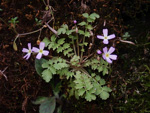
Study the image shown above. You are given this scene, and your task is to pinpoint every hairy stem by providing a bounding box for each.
[72,37,77,55]
[76,32,80,56]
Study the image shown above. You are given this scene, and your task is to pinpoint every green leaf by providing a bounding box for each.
[63,48,73,56]
[42,62,49,68]
[42,69,52,82]
[75,84,84,89]
[45,6,49,10]
[53,64,61,70]
[102,67,108,75]
[58,38,65,45]
[39,97,56,113]
[57,28,66,35]
[13,41,18,51]
[98,66,103,72]
[100,91,110,100]
[78,30,85,35]
[102,86,112,92]
[66,29,75,35]
[51,35,56,42]
[52,43,59,50]
[81,48,85,52]
[89,13,100,19]
[57,106,62,113]
[61,24,68,29]
[35,58,48,76]
[32,97,49,105]
[78,21,87,26]
[63,43,70,49]
[83,42,88,46]
[78,88,86,96]
[122,32,130,38]
[87,18,94,23]
[100,79,106,85]
[49,66,56,74]
[85,25,93,30]
[86,82,93,90]
[42,37,51,47]
[56,47,63,53]
[0,8,3,11]
[93,83,102,95]
[52,81,62,95]
[85,92,96,101]
[95,76,101,81]
[82,13,89,18]
[85,31,90,37]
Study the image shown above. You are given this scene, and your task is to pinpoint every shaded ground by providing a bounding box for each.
[0,0,150,113]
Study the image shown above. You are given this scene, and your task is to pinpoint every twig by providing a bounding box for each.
[14,18,53,42]
[0,67,8,81]
[44,22,58,35]
[119,37,135,45]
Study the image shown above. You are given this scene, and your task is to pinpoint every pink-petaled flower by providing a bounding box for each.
[73,20,77,24]
[102,47,117,63]
[97,50,102,55]
[97,29,115,44]
[22,43,32,60]
[32,42,49,59]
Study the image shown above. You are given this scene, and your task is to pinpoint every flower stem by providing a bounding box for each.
[72,37,77,55]
[76,33,80,56]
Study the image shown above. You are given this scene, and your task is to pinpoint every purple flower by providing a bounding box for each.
[73,20,77,24]
[32,42,49,59]
[22,43,32,60]
[97,50,102,54]
[102,47,117,63]
[97,29,115,44]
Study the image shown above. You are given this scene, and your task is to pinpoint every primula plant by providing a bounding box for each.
[22,13,118,103]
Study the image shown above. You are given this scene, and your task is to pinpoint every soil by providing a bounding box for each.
[0,0,150,113]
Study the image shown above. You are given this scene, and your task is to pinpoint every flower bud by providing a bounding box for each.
[73,20,77,24]
[97,50,102,55]
[76,27,78,33]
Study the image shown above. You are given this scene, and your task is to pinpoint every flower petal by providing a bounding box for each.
[26,53,31,60]
[28,43,31,50]
[103,47,108,53]
[32,47,39,53]
[108,34,115,39]
[109,54,117,60]
[23,54,28,59]
[39,42,45,50]
[23,53,31,60]
[108,47,115,54]
[22,48,29,53]
[103,39,109,44]
[103,29,108,37]
[97,50,102,54]
[36,53,42,59]
[43,50,49,56]
[97,35,104,39]
[102,54,106,60]
[106,57,112,63]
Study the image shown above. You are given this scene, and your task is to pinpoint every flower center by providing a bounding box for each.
[104,36,108,39]
[39,49,43,53]
[105,53,109,57]
[28,49,31,53]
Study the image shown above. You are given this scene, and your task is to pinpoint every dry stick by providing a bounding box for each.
[44,22,58,35]
[14,18,54,41]
[0,67,8,81]
[47,0,50,6]
[42,0,47,6]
